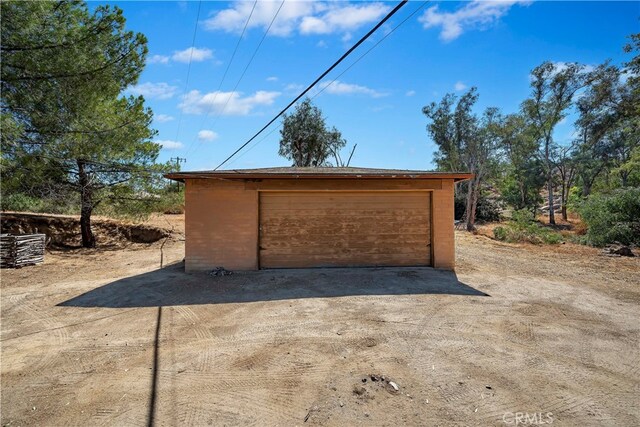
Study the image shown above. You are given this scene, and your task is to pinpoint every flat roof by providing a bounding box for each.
[165,167,472,182]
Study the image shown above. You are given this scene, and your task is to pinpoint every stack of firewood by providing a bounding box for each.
[0,234,46,268]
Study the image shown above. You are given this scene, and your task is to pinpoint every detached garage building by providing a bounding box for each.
[166,167,471,272]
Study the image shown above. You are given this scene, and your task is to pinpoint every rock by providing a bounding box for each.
[603,243,635,257]
[388,381,399,391]
[209,267,233,276]
[485,385,492,390]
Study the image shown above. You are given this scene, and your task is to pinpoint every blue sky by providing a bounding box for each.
[107,1,638,171]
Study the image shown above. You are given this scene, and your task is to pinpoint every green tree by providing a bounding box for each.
[1,1,164,248]
[495,114,545,213]
[572,63,625,196]
[423,88,499,231]
[522,61,587,224]
[578,188,640,246]
[279,98,347,167]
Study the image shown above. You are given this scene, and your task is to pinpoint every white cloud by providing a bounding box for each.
[266,76,278,82]
[319,80,387,98]
[205,1,315,36]
[155,114,175,123]
[198,130,219,142]
[127,82,177,100]
[205,1,389,37]
[148,54,169,64]
[156,139,184,150]
[172,47,214,63]
[419,0,530,42]
[405,90,416,97]
[300,3,390,35]
[284,83,304,94]
[454,81,467,91]
[316,40,328,48]
[179,90,280,116]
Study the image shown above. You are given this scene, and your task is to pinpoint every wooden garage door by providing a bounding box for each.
[259,191,431,268]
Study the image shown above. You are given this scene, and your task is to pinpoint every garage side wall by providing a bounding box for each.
[185,179,258,271]
[431,179,456,270]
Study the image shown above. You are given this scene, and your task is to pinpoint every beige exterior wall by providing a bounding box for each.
[183,177,457,272]
[185,179,258,271]
[431,179,456,270]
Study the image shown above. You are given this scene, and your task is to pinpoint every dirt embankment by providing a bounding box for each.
[1,212,170,248]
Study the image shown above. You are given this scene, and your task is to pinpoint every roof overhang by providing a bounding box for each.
[165,170,473,183]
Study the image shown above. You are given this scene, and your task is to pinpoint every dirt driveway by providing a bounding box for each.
[1,221,639,426]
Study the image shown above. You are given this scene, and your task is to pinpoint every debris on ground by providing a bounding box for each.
[602,243,635,257]
[209,267,233,276]
[355,374,401,398]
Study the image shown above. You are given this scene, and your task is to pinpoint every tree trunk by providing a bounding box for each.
[620,171,628,187]
[465,178,479,232]
[547,178,555,225]
[560,181,567,221]
[77,160,96,248]
[545,137,555,225]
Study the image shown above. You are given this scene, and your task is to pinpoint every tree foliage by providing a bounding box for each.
[279,98,347,167]
[1,1,166,248]
[522,61,588,224]
[577,188,640,247]
[423,88,499,230]
[495,113,545,212]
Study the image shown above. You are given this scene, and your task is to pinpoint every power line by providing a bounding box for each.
[195,0,286,152]
[182,0,258,156]
[8,152,169,175]
[213,0,409,171]
[173,0,203,144]
[223,0,430,169]
[312,0,430,100]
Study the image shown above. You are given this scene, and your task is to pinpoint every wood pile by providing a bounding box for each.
[0,234,46,268]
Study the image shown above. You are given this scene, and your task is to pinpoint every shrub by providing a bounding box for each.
[1,192,77,215]
[493,226,508,241]
[577,188,640,247]
[493,209,563,244]
[1,193,45,212]
[454,190,503,222]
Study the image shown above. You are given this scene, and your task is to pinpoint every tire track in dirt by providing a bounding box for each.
[7,294,69,373]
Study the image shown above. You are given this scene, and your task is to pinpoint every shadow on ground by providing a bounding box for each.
[58,264,488,308]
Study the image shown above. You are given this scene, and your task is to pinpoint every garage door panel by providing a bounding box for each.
[260,252,430,268]
[259,191,431,268]
[260,224,430,238]
[260,241,429,254]
[260,235,430,248]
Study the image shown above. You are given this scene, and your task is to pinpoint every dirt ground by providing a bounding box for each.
[1,214,638,426]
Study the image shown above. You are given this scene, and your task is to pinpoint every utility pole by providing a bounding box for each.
[170,157,186,191]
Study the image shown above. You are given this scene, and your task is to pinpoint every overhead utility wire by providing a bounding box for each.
[182,0,258,155]
[189,0,286,158]
[213,0,409,171]
[227,0,430,168]
[173,0,203,145]
[312,0,430,100]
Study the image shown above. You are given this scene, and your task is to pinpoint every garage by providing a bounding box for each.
[259,191,431,268]
[165,167,471,272]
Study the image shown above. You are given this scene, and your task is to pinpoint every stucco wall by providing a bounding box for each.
[183,178,457,272]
